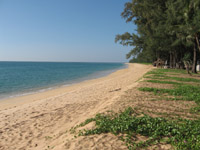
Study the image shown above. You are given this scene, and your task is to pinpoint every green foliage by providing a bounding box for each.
[71,68,200,149]
[190,106,200,114]
[74,107,200,150]
[145,74,200,83]
[145,70,166,75]
[145,68,188,76]
[156,69,187,74]
[183,53,192,62]
[116,0,200,67]
[146,80,182,85]
[142,68,200,115]
[145,68,200,113]
[139,84,200,103]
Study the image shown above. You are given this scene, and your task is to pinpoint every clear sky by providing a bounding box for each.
[0,0,135,62]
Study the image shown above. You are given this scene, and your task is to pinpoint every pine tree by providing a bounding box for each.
[116,0,200,72]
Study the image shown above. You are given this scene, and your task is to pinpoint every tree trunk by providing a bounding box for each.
[196,35,200,52]
[172,51,176,68]
[192,45,197,73]
[170,52,173,68]
[184,61,191,75]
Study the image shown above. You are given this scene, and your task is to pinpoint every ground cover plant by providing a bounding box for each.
[145,74,200,83]
[153,69,187,74]
[71,69,200,150]
[72,107,200,150]
[139,84,200,102]
[146,80,182,85]
[146,69,187,75]
[141,69,200,108]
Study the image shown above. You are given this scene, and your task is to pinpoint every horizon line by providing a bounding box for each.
[0,60,127,63]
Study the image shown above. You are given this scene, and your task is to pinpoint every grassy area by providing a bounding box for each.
[145,68,187,75]
[141,69,200,103]
[73,107,200,150]
[145,74,200,83]
[71,68,200,150]
[146,80,182,85]
[156,68,187,74]
[139,84,200,102]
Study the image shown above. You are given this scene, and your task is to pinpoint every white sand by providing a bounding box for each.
[0,63,152,150]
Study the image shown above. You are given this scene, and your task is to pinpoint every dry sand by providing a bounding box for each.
[0,63,152,150]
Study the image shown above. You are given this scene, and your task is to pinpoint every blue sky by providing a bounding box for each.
[0,0,135,62]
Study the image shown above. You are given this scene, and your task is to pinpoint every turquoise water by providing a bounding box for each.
[0,62,125,99]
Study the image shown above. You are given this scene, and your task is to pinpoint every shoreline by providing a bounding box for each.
[0,63,153,150]
[0,62,126,101]
[0,63,128,111]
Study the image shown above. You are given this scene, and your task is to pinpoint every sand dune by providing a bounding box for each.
[0,63,152,150]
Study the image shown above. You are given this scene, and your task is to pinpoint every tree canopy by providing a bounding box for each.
[116,0,200,72]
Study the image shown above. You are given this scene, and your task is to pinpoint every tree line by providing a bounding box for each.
[115,0,200,73]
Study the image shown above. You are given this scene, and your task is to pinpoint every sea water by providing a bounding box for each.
[0,62,126,100]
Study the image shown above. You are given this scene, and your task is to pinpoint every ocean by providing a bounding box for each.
[0,62,126,100]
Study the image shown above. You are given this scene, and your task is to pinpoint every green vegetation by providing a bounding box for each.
[146,80,182,85]
[71,68,200,149]
[145,74,200,83]
[142,68,200,102]
[153,69,187,74]
[191,106,200,114]
[142,68,200,114]
[115,0,200,73]
[145,70,166,75]
[73,107,200,150]
[139,84,200,102]
[146,68,188,76]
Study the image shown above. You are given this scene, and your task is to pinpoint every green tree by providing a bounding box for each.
[116,0,200,72]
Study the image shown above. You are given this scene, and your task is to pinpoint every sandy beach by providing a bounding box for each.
[0,63,152,150]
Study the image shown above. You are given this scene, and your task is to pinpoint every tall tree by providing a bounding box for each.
[116,0,200,72]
